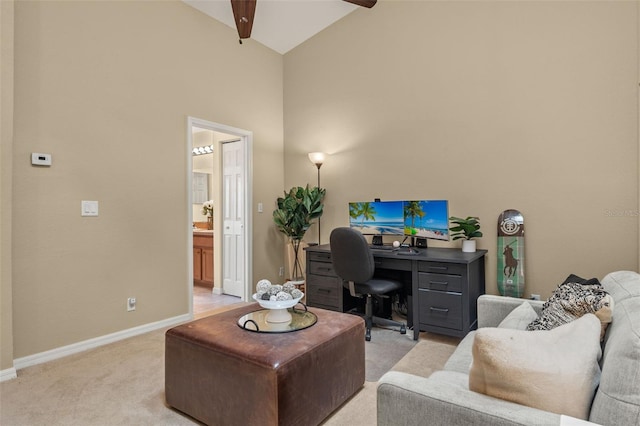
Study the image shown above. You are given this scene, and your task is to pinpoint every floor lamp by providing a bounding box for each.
[308,152,326,244]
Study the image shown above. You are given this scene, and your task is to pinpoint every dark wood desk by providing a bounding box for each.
[304,245,487,340]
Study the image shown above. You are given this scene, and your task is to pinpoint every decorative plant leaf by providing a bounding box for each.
[273,185,326,240]
[449,216,482,241]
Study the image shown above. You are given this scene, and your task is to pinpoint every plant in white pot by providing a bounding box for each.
[273,185,326,282]
[449,216,482,252]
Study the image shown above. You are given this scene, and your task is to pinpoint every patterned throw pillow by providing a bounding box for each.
[526,274,613,339]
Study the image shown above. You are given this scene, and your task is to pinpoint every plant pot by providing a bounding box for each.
[462,240,476,253]
[286,239,308,282]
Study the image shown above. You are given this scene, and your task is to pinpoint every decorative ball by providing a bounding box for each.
[291,288,303,299]
[268,284,283,295]
[269,295,277,301]
[283,282,296,293]
[256,279,272,293]
[393,240,401,248]
[275,291,293,301]
[260,292,271,301]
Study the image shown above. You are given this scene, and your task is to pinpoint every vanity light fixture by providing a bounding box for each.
[192,145,214,156]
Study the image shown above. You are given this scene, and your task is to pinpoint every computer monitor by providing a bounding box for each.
[403,200,450,241]
[348,201,404,236]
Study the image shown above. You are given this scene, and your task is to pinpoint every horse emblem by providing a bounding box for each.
[502,240,519,277]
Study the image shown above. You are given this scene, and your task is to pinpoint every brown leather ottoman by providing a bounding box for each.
[165,303,365,425]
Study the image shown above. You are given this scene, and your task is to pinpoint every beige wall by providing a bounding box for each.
[8,0,284,359]
[3,0,639,372]
[284,1,639,298]
[1,0,15,372]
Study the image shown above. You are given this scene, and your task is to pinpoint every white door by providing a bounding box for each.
[222,140,245,297]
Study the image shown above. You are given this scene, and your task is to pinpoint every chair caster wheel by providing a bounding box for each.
[400,325,406,334]
[365,330,371,341]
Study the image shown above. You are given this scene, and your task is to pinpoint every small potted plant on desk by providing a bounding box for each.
[273,185,326,284]
[449,216,482,253]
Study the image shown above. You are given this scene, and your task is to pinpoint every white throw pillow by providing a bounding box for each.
[498,301,539,330]
[469,314,602,420]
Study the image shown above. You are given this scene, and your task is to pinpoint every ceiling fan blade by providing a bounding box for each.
[343,0,377,8]
[230,0,257,40]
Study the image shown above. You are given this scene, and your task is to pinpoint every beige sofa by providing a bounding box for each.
[377,270,640,426]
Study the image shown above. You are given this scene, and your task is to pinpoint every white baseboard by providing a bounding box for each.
[212,287,222,295]
[12,313,192,373]
[0,367,17,382]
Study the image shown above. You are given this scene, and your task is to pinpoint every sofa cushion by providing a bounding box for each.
[526,274,613,339]
[601,270,640,303]
[469,314,602,420]
[498,301,538,330]
[443,331,475,374]
[589,271,640,425]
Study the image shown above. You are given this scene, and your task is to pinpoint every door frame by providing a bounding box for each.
[187,116,253,315]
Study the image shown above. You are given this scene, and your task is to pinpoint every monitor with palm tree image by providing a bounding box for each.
[403,200,450,241]
[348,201,404,235]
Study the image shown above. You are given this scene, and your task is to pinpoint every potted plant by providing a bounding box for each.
[449,216,482,252]
[273,185,326,282]
[201,200,214,229]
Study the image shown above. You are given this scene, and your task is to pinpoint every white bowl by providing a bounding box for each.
[252,293,304,310]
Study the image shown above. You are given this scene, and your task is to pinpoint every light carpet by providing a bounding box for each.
[362,323,415,381]
[0,306,458,426]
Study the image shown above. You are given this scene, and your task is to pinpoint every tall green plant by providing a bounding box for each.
[273,185,326,240]
[273,185,326,281]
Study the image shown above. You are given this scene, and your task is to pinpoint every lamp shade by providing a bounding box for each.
[308,152,326,166]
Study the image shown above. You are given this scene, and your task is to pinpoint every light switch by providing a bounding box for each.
[81,201,99,217]
[258,202,263,213]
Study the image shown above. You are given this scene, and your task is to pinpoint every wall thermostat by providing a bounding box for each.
[31,153,52,166]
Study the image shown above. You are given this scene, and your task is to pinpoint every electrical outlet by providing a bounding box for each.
[530,294,541,300]
[279,266,284,277]
[127,297,136,311]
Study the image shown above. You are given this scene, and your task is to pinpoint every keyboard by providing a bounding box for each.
[369,245,394,251]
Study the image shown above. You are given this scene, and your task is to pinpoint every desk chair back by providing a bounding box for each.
[329,227,375,285]
[329,227,407,341]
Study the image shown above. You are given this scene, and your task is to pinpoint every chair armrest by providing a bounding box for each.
[477,295,545,328]
[378,371,561,426]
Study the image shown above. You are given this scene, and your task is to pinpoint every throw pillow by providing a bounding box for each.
[526,274,613,340]
[498,301,539,330]
[469,314,602,420]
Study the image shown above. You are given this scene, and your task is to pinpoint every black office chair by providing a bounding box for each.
[329,227,407,341]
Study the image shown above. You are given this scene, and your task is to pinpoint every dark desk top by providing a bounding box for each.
[305,244,487,264]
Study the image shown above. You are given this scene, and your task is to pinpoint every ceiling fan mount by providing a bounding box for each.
[230,0,377,42]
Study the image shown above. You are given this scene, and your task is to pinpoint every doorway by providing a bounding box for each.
[187,117,253,316]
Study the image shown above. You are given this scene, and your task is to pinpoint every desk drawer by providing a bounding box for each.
[308,251,332,263]
[418,289,462,330]
[307,274,341,307]
[418,272,462,293]
[418,261,465,276]
[374,257,412,271]
[308,261,337,277]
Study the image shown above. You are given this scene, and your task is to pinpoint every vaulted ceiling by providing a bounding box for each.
[183,0,362,54]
